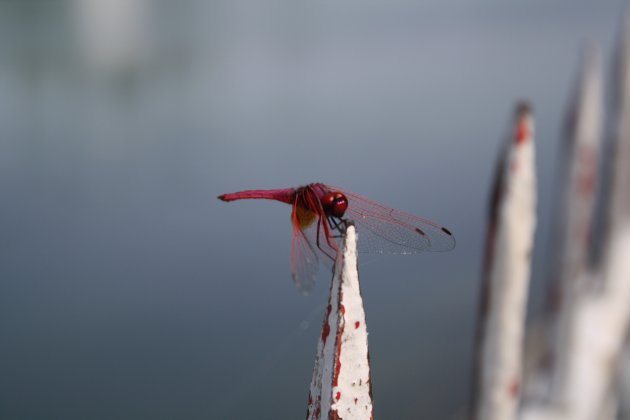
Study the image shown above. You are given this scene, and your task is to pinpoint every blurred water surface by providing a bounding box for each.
[0,1,624,419]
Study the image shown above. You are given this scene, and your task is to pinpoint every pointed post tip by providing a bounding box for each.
[515,103,534,145]
[516,101,533,118]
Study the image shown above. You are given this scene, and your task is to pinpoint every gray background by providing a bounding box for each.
[0,1,625,419]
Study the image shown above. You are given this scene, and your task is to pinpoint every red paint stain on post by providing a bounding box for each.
[333,350,342,387]
[336,391,341,401]
[515,103,531,144]
[332,294,345,388]
[516,121,529,144]
[508,378,520,398]
[355,321,360,329]
[321,304,332,345]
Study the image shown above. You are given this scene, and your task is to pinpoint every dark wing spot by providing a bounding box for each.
[414,227,426,236]
[441,227,452,235]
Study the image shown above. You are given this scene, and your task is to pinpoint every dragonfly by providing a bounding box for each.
[218,183,455,291]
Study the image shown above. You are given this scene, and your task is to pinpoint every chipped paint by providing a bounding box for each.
[322,304,332,346]
[306,224,373,420]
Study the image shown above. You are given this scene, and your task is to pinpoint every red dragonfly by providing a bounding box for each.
[218,183,454,291]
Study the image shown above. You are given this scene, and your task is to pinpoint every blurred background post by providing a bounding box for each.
[472,104,536,420]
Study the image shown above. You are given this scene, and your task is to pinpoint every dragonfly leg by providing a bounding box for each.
[327,216,347,238]
[315,217,336,260]
[321,217,344,252]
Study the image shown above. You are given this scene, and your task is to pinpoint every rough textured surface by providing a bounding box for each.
[306,224,373,420]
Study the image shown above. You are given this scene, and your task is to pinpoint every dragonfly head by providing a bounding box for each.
[321,192,348,218]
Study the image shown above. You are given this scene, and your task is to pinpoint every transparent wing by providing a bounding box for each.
[332,187,455,254]
[289,201,340,293]
[290,220,319,293]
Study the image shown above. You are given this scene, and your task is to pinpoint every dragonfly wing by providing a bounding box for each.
[290,210,320,293]
[289,201,342,292]
[334,188,455,254]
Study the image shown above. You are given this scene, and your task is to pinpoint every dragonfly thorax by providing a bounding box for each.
[321,192,348,218]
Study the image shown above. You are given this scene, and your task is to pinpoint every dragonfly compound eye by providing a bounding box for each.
[331,194,348,217]
[322,192,348,218]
